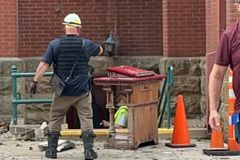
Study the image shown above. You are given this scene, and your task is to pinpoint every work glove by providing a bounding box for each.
[30,80,38,96]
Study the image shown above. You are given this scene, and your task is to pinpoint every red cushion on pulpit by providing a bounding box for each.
[94,74,165,86]
[107,65,155,77]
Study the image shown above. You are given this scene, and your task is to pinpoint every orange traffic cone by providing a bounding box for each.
[203,124,231,156]
[228,125,240,151]
[209,125,224,148]
[165,95,196,148]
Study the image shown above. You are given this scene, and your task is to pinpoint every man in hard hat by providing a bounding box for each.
[101,105,128,128]
[208,1,240,144]
[101,94,128,129]
[30,13,103,159]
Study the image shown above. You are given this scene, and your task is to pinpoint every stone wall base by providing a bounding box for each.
[0,56,207,128]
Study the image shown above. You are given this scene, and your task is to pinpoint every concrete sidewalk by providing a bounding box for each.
[0,133,240,160]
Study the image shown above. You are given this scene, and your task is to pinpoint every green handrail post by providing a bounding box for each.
[167,65,174,128]
[11,65,18,125]
[11,65,53,125]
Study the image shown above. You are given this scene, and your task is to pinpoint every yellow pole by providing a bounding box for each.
[60,128,173,137]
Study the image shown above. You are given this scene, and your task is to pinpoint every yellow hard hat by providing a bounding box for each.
[62,13,82,28]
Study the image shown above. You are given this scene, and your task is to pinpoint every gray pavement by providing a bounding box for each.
[0,133,240,160]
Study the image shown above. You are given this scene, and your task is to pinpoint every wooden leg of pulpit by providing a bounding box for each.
[109,107,116,134]
[104,87,116,134]
[103,86,116,149]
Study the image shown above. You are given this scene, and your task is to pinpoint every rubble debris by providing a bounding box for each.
[16,143,22,147]
[34,128,45,141]
[17,129,35,141]
[38,139,76,152]
[17,122,49,141]
[0,122,9,134]
[57,141,76,152]
[3,131,12,138]
[35,122,48,141]
[40,122,48,134]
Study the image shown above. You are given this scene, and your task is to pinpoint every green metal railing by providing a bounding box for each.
[166,66,174,128]
[11,65,53,125]
[157,65,174,128]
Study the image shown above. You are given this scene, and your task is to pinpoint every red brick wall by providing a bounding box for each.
[205,0,218,53]
[116,1,162,56]
[16,0,162,57]
[162,0,206,57]
[18,0,107,57]
[206,0,239,54]
[226,0,239,26]
[0,0,18,57]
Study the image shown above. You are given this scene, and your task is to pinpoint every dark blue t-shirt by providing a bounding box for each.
[42,35,100,96]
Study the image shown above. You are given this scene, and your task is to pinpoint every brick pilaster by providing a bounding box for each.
[0,0,18,57]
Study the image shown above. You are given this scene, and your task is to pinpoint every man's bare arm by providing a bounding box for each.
[208,64,228,130]
[98,45,103,56]
[33,61,50,82]
[209,64,228,111]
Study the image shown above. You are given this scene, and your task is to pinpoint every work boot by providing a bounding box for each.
[81,131,98,160]
[45,131,59,159]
